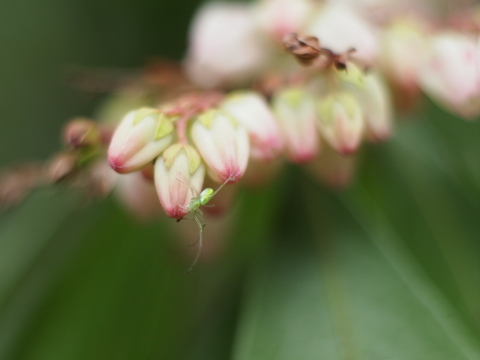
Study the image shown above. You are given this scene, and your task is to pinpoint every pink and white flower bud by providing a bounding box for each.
[356,73,393,142]
[380,17,427,93]
[316,92,364,155]
[417,32,480,118]
[191,109,250,183]
[221,91,283,162]
[185,2,267,88]
[108,108,174,174]
[253,0,314,41]
[154,144,205,219]
[307,4,378,64]
[272,87,319,163]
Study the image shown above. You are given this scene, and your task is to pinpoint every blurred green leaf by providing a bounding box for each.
[232,105,480,359]
[3,197,199,360]
[232,175,480,359]
[0,189,81,358]
[355,108,480,331]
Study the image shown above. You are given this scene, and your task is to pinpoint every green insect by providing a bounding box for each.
[180,176,233,272]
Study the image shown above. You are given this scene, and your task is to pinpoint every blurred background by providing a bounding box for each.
[1,0,480,359]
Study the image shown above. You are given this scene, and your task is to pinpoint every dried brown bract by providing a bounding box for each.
[283,33,322,65]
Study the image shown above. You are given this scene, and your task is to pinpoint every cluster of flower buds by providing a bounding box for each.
[108,48,393,216]
[108,91,287,218]
[4,0,480,222]
[0,117,113,208]
[186,0,480,119]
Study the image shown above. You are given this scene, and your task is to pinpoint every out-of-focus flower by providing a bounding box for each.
[221,91,283,161]
[116,171,163,220]
[272,87,319,163]
[329,0,437,15]
[154,144,205,219]
[62,118,101,149]
[46,152,78,183]
[185,2,267,88]
[191,109,250,183]
[108,108,174,174]
[316,92,364,155]
[88,160,119,197]
[254,0,314,41]
[308,3,379,64]
[417,32,480,118]
[0,163,44,208]
[380,17,426,94]
[355,72,393,142]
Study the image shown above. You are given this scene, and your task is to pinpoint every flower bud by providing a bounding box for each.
[154,144,205,218]
[335,62,366,88]
[88,160,119,198]
[417,32,480,118]
[355,73,393,142]
[108,108,174,174]
[272,88,319,163]
[308,4,378,64]
[62,118,100,149]
[46,152,78,183]
[316,92,364,155]
[116,172,163,221]
[185,2,267,88]
[221,91,283,161]
[191,109,250,183]
[253,0,313,41]
[380,17,426,93]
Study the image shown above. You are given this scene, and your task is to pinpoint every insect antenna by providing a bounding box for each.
[176,177,200,198]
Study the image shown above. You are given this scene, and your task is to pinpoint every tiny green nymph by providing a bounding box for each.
[183,176,233,272]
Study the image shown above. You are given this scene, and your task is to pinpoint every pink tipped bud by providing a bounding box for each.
[154,144,205,218]
[108,108,174,174]
[316,92,364,155]
[417,32,480,118]
[357,73,393,142]
[221,91,283,162]
[191,109,250,183]
[272,87,319,163]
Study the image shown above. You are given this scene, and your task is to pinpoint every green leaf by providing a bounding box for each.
[0,188,81,359]
[232,169,480,360]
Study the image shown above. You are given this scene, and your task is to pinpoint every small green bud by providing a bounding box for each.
[316,92,364,155]
[336,62,365,89]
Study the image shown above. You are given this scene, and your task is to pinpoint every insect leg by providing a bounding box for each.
[187,211,206,272]
[187,211,204,246]
[212,176,234,196]
[176,177,200,197]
